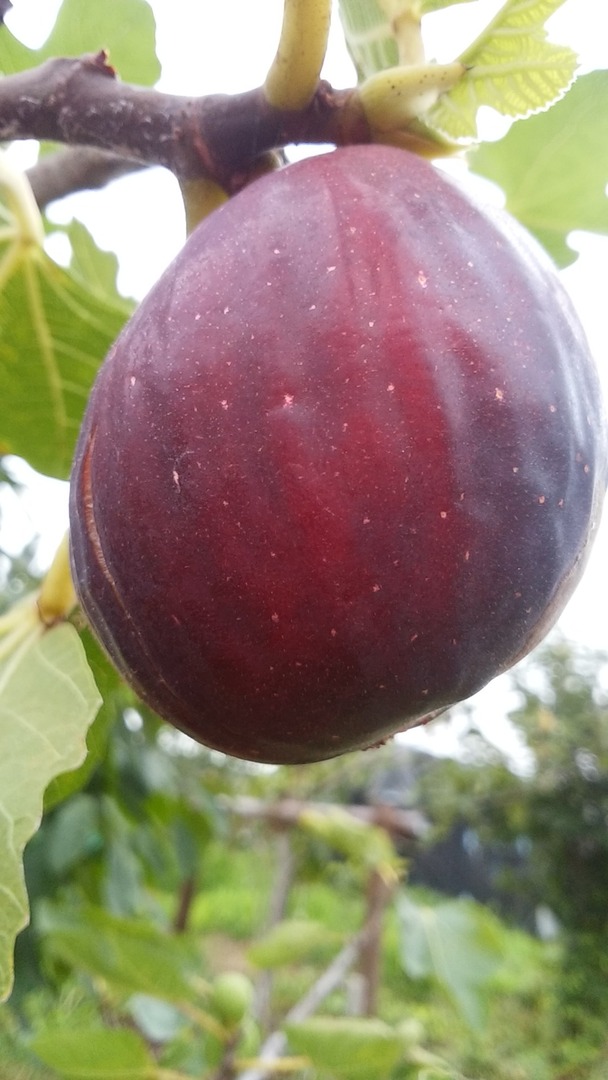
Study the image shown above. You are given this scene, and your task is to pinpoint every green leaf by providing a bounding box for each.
[299,806,401,878]
[39,903,199,1004]
[44,793,102,876]
[397,895,504,1029]
[0,0,160,84]
[0,196,131,480]
[64,218,133,305]
[248,919,341,969]
[425,0,577,140]
[421,0,477,11]
[338,0,476,80]
[31,1028,158,1080]
[0,618,101,1004]
[128,994,185,1042]
[339,0,399,81]
[470,69,608,266]
[43,630,122,811]
[285,1017,406,1078]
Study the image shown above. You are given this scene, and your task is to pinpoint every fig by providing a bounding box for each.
[69,145,606,765]
[209,972,254,1028]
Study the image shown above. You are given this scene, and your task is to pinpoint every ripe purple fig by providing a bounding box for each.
[69,145,607,764]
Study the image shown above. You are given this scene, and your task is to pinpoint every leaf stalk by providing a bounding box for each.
[0,151,45,249]
[358,60,465,132]
[263,0,332,110]
[37,532,78,625]
[377,0,426,66]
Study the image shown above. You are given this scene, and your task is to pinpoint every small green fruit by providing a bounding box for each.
[210,971,254,1028]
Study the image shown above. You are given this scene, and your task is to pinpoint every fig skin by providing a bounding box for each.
[69,145,607,765]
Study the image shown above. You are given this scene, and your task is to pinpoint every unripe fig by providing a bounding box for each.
[209,971,254,1028]
[69,145,606,765]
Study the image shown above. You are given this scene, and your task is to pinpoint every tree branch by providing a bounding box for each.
[0,51,369,194]
[253,832,296,1034]
[221,795,428,842]
[172,873,197,935]
[358,869,396,1015]
[236,929,370,1080]
[26,146,146,209]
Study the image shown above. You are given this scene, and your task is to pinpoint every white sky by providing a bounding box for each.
[2,0,607,764]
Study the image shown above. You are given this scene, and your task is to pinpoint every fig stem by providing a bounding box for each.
[263,0,332,111]
[234,1056,310,1074]
[377,0,426,67]
[37,532,78,626]
[358,60,465,133]
[0,151,45,250]
[156,1071,199,1080]
[179,176,229,234]
[177,1000,231,1043]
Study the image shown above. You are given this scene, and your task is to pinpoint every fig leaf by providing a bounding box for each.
[398,895,504,1029]
[0,0,159,85]
[39,903,199,1004]
[285,1017,406,1078]
[31,1028,157,1080]
[470,69,608,266]
[339,0,476,81]
[0,619,101,1003]
[0,164,131,479]
[425,0,577,140]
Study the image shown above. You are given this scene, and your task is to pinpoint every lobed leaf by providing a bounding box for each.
[43,793,102,876]
[285,1016,406,1078]
[31,1028,158,1080]
[339,0,477,80]
[339,0,399,82]
[0,620,101,1003]
[65,218,130,303]
[397,895,504,1029]
[248,919,341,969]
[0,0,160,84]
[0,209,132,480]
[43,628,123,811]
[38,903,200,1004]
[470,69,608,266]
[299,805,401,880]
[425,0,577,139]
